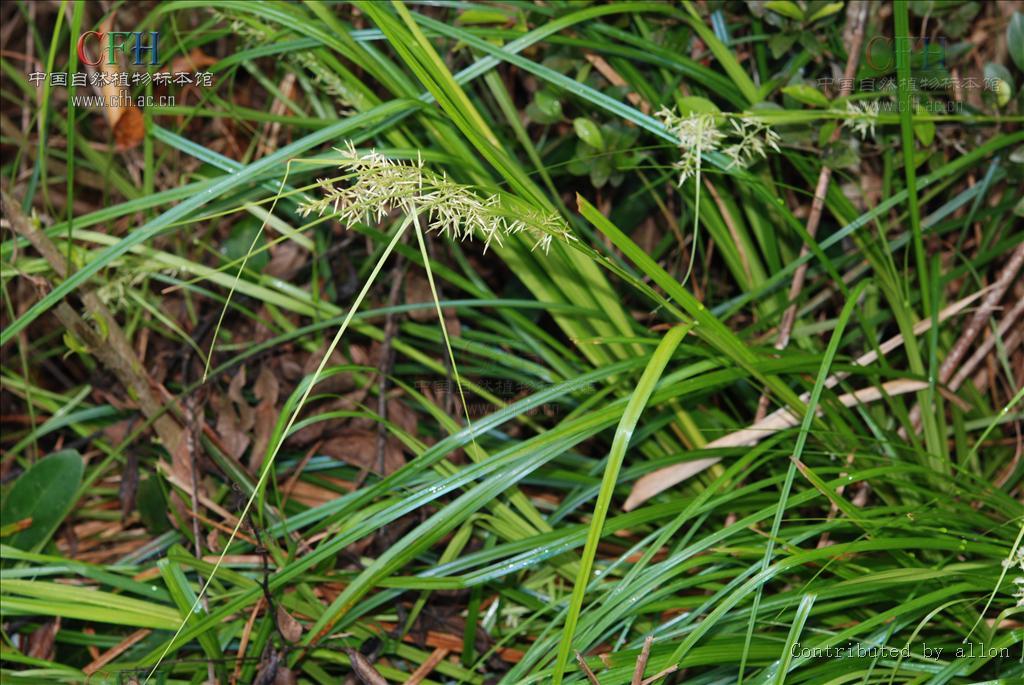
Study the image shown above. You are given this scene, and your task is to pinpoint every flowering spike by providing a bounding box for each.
[298,144,575,253]
[657,107,781,184]
[845,100,880,139]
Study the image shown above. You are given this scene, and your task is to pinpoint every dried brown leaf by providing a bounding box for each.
[404,274,435,323]
[170,433,194,490]
[228,366,248,404]
[119,452,139,522]
[387,397,418,436]
[214,392,251,461]
[250,365,281,470]
[112,106,144,151]
[344,649,388,685]
[275,605,303,643]
[274,667,297,685]
[265,241,306,280]
[320,429,404,476]
[254,364,280,405]
[623,379,929,511]
[26,619,58,660]
[288,391,367,445]
[95,15,143,150]
[302,346,357,395]
[168,47,217,73]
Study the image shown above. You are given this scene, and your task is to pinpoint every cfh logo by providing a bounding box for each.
[76,31,160,66]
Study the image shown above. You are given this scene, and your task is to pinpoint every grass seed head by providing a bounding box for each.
[845,100,880,139]
[656,108,724,186]
[1005,544,1024,607]
[657,107,781,185]
[721,117,782,169]
[298,142,574,253]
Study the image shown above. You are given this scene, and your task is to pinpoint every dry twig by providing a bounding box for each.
[1,188,185,455]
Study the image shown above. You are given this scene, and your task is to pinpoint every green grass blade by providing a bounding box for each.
[551,323,690,684]
[738,280,869,681]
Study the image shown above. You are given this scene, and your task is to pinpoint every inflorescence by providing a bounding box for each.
[1005,543,1024,608]
[656,108,781,186]
[844,100,881,140]
[298,142,575,253]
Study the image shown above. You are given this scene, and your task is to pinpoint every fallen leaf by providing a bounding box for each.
[405,274,435,323]
[623,379,928,511]
[349,344,376,367]
[254,649,292,685]
[26,619,59,660]
[250,365,280,470]
[265,241,306,280]
[254,364,280,406]
[286,479,354,508]
[405,273,459,334]
[344,648,388,685]
[119,451,139,522]
[206,527,220,553]
[274,667,297,685]
[170,437,194,495]
[288,391,367,445]
[168,47,217,74]
[279,354,305,382]
[320,429,404,475]
[113,107,145,152]
[102,418,131,445]
[275,605,303,643]
[215,392,251,461]
[228,366,248,404]
[214,367,253,460]
[228,367,255,431]
[386,397,417,436]
[301,345,357,395]
[95,14,144,150]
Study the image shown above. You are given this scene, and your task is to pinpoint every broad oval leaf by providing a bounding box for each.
[534,89,563,120]
[679,95,721,115]
[914,104,936,146]
[984,63,1014,108]
[808,2,845,23]
[782,84,831,108]
[764,0,805,21]
[1,450,83,552]
[1009,12,1024,73]
[573,117,605,150]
